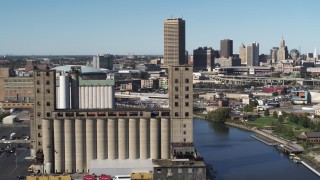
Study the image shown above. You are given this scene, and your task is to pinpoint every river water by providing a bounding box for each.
[193,119,319,180]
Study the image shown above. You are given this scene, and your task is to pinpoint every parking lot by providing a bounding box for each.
[0,126,32,180]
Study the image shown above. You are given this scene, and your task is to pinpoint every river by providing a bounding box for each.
[193,119,319,180]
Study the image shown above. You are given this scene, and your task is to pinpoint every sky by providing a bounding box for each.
[1,0,320,55]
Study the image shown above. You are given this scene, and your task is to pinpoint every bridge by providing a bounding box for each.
[194,75,320,86]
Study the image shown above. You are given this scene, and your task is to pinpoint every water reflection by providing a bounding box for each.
[209,121,229,134]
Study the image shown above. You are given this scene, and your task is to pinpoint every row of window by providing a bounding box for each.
[175,94,189,99]
[175,87,189,91]
[174,67,189,71]
[36,80,51,85]
[174,112,189,117]
[37,89,51,93]
[37,112,51,117]
[175,102,189,107]
[174,79,189,83]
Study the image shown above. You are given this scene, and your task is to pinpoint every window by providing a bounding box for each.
[183,131,186,135]
[37,112,41,117]
[188,168,193,173]
[175,102,179,107]
[38,125,42,129]
[185,87,189,91]
[37,89,40,93]
[157,169,162,173]
[46,102,50,106]
[185,67,189,71]
[37,102,41,106]
[46,112,51,117]
[46,71,50,76]
[36,72,40,76]
[38,133,41,137]
[185,94,189,99]
[184,138,186,142]
[37,80,40,85]
[185,112,189,116]
[175,79,179,83]
[175,94,178,99]
[185,79,189,83]
[46,81,50,85]
[183,124,186,128]
[175,68,179,71]
[178,168,182,173]
[175,87,178,91]
[185,102,189,107]
[46,89,50,93]
[175,112,179,117]
[38,141,42,146]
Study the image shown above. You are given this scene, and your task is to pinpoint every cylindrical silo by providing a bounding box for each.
[139,118,149,159]
[88,86,93,108]
[56,86,60,108]
[107,86,113,108]
[92,86,97,109]
[150,118,159,159]
[64,118,74,173]
[110,86,115,108]
[80,86,84,109]
[70,73,79,109]
[42,118,53,174]
[104,86,108,108]
[118,118,127,159]
[97,118,106,159]
[100,86,105,108]
[108,119,117,159]
[97,86,101,108]
[75,119,85,172]
[86,118,96,172]
[161,118,170,159]
[84,86,89,109]
[129,118,138,159]
[54,119,64,173]
[59,74,70,109]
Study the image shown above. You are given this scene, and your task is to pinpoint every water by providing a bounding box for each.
[193,119,319,180]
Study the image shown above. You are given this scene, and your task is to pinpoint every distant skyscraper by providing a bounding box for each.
[278,37,288,60]
[314,47,318,61]
[220,39,233,58]
[239,43,246,65]
[246,42,259,66]
[193,47,215,71]
[163,18,186,65]
[92,54,113,70]
[270,47,279,63]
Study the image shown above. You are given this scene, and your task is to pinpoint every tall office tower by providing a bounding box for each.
[168,65,193,143]
[314,47,318,61]
[193,47,215,71]
[92,54,113,70]
[163,18,186,65]
[278,37,288,60]
[239,43,246,65]
[246,42,259,66]
[270,47,279,63]
[220,39,233,58]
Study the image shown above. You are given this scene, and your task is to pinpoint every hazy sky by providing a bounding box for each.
[1,0,319,55]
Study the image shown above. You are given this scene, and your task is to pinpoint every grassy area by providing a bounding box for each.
[246,117,277,129]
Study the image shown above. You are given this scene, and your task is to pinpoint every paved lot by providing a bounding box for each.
[0,126,32,180]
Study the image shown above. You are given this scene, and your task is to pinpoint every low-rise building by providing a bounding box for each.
[299,132,320,143]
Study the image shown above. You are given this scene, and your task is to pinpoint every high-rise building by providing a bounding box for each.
[246,42,259,66]
[278,37,288,60]
[193,47,215,71]
[270,47,279,63]
[220,39,233,58]
[163,18,186,65]
[239,43,246,65]
[92,54,113,70]
[314,47,318,61]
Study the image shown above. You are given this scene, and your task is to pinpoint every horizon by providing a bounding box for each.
[1,0,320,55]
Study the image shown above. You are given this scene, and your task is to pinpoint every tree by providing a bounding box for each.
[278,116,284,123]
[264,109,270,117]
[273,111,278,118]
[208,108,231,123]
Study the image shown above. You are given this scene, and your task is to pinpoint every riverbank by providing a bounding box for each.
[225,120,320,177]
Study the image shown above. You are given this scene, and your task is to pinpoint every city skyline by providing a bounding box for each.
[1,0,320,55]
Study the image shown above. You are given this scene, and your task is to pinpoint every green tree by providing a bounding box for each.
[264,109,270,117]
[278,116,284,123]
[208,108,231,123]
[273,111,278,118]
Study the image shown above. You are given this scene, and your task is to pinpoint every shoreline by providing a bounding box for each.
[224,121,320,177]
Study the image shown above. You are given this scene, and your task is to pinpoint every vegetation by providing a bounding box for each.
[244,100,258,112]
[207,108,231,123]
[272,111,278,118]
[0,111,10,123]
[264,109,270,117]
